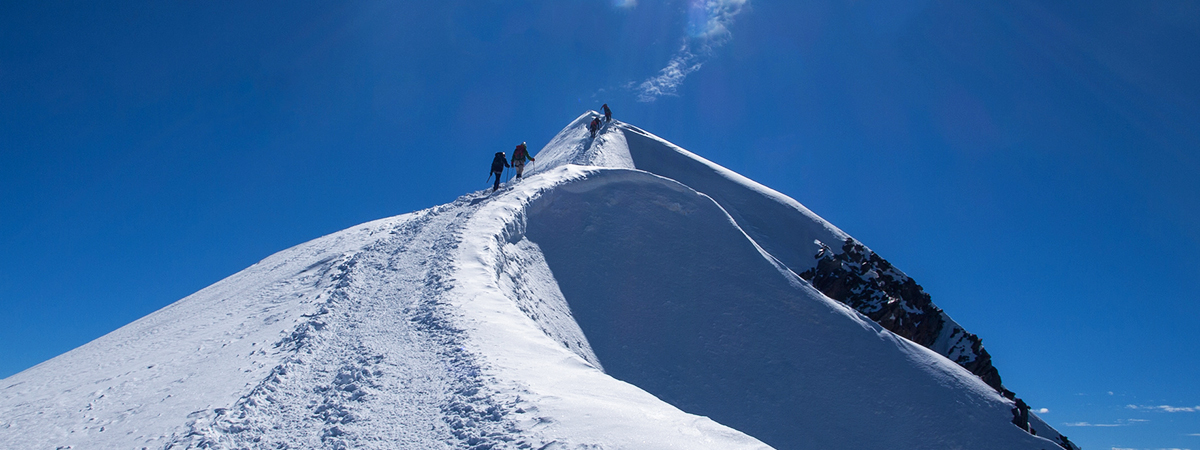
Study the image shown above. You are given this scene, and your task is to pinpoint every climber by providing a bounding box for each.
[511,142,535,179]
[489,151,509,192]
[602,103,612,122]
[588,117,601,138]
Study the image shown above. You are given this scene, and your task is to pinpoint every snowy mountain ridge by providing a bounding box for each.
[1,112,1074,449]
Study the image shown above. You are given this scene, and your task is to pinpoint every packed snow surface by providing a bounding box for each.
[1,112,1068,449]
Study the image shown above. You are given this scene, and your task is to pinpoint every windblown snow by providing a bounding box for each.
[1,112,1073,449]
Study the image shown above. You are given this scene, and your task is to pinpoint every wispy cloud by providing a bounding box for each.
[1065,418,1149,427]
[1036,408,1050,414]
[1128,405,1200,413]
[636,47,703,102]
[636,0,748,102]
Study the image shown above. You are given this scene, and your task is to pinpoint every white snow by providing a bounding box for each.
[0,111,1071,449]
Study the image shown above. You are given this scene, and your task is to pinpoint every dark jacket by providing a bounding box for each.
[491,152,510,173]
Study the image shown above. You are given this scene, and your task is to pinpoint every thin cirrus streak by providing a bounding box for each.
[1127,405,1200,413]
[635,0,748,102]
[1064,422,1126,427]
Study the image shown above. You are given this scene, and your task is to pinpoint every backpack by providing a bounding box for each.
[491,152,507,172]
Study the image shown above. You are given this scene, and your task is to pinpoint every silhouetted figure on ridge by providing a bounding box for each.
[489,151,509,192]
[588,117,601,138]
[602,103,612,122]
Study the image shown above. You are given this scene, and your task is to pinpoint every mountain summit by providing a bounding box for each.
[1,112,1075,449]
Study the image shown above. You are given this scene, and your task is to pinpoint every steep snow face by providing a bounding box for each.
[520,113,1074,449]
[616,122,1023,408]
[530,116,1013,395]
[518,169,1046,449]
[619,123,850,276]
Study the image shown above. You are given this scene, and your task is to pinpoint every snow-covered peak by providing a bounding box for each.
[524,111,635,176]
[0,113,1077,450]
[529,113,1031,408]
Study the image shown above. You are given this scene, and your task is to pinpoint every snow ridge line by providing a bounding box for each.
[160,194,528,449]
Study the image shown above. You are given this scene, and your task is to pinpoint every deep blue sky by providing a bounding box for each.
[2,1,1197,448]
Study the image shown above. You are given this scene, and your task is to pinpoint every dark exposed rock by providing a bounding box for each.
[799,238,1004,392]
[1058,434,1076,450]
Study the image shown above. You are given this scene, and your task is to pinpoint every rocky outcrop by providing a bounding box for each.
[798,238,1004,393]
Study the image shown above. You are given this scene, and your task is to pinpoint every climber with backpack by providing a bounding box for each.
[602,103,612,122]
[489,151,509,192]
[588,117,601,138]
[511,142,535,179]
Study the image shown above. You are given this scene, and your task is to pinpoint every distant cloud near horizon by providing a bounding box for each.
[1065,418,1149,427]
[635,0,748,102]
[1128,405,1200,413]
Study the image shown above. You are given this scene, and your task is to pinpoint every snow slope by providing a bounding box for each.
[618,121,1010,394]
[1,112,1071,449]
